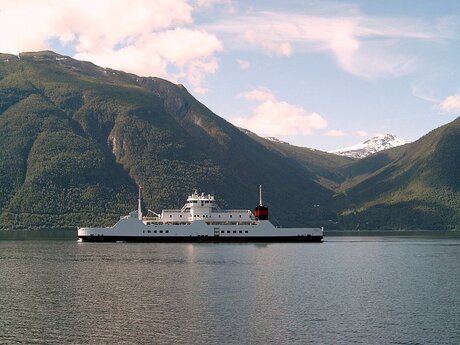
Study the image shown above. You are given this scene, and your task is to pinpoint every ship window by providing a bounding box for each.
[147,230,151,233]
[227,231,231,233]
[239,215,241,218]
[230,215,232,218]
[143,230,145,233]
[233,230,237,233]
[239,231,243,233]
[154,230,157,233]
[221,230,225,233]
[159,230,163,233]
[245,231,248,233]
[166,230,169,233]
[180,215,182,218]
[170,215,172,218]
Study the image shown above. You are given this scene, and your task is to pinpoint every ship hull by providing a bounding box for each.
[78,235,323,243]
[78,218,323,243]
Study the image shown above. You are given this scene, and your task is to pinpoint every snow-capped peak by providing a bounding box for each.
[330,134,408,159]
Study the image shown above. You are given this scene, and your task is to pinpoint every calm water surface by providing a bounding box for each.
[0,231,459,345]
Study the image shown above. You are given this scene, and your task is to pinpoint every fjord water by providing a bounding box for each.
[0,232,458,345]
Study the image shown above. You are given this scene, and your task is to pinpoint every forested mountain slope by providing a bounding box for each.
[335,118,460,229]
[0,51,336,228]
[0,51,458,230]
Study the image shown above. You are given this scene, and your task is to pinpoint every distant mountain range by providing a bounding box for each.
[331,134,408,158]
[0,51,458,230]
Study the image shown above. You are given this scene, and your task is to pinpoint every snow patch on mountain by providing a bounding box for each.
[237,127,289,144]
[331,134,408,159]
[265,136,288,144]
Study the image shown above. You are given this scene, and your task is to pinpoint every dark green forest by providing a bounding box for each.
[0,51,459,230]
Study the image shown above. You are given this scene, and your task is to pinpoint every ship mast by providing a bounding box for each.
[259,185,263,206]
[138,185,143,220]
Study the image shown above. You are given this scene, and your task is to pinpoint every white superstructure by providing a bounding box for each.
[78,187,323,242]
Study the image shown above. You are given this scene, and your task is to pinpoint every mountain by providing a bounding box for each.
[0,51,343,229]
[0,50,458,230]
[335,120,460,229]
[331,134,408,158]
[254,122,460,229]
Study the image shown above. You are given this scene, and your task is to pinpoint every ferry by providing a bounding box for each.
[77,186,323,242]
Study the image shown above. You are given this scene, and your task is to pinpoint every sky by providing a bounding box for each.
[1,0,459,151]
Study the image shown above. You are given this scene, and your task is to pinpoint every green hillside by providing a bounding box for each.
[335,118,460,229]
[248,133,355,189]
[0,51,458,230]
[0,51,336,229]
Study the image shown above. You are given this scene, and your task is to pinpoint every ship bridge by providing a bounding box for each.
[183,191,219,210]
[180,191,220,219]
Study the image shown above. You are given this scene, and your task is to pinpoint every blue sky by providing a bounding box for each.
[1,0,459,151]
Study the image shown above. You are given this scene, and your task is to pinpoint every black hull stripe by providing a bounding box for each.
[78,235,323,243]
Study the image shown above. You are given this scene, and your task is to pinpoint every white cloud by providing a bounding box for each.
[237,59,250,70]
[176,56,220,94]
[146,28,222,64]
[1,1,453,95]
[0,0,222,93]
[355,130,368,137]
[194,0,236,13]
[0,0,193,52]
[438,90,460,113]
[207,9,454,79]
[411,83,441,103]
[75,28,222,89]
[231,87,327,136]
[238,87,276,102]
[327,130,347,137]
[411,83,460,114]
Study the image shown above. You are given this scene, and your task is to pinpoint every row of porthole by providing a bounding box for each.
[143,230,170,234]
[222,230,249,234]
[167,214,245,219]
[192,215,243,218]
